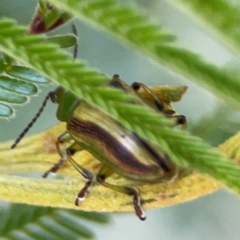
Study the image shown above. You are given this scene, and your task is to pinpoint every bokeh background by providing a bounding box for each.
[1,0,240,239]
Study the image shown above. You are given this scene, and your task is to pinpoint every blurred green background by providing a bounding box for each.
[1,0,240,239]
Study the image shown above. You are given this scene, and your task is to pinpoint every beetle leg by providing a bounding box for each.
[176,115,187,129]
[166,114,187,129]
[67,155,94,205]
[42,132,81,178]
[163,110,187,129]
[96,166,146,221]
[42,157,65,178]
[57,131,71,143]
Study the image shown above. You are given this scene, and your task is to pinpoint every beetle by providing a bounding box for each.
[131,81,187,129]
[11,75,186,220]
[110,75,187,128]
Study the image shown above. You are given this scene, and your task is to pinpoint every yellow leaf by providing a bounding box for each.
[0,123,236,214]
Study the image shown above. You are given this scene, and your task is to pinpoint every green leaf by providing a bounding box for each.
[3,54,14,66]
[6,66,49,83]
[0,88,27,104]
[0,64,46,118]
[44,5,63,30]
[0,64,47,118]
[0,202,110,240]
[0,76,38,95]
[0,103,13,117]
[47,34,77,48]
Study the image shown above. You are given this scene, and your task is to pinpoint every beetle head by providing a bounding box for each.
[54,87,79,122]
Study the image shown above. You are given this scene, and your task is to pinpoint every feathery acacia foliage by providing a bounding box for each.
[0,33,76,117]
[0,202,109,239]
[168,0,240,54]
[47,0,240,110]
[0,0,240,224]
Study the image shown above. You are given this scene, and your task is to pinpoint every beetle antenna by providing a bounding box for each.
[11,91,56,149]
[71,23,78,60]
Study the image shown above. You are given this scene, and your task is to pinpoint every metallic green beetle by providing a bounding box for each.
[11,75,186,220]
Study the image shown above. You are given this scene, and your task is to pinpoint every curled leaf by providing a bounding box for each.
[30,1,72,34]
